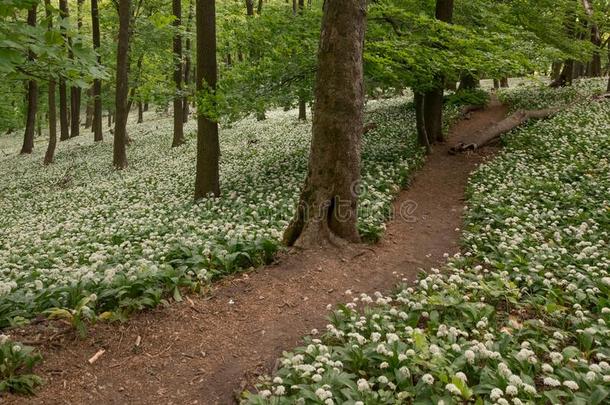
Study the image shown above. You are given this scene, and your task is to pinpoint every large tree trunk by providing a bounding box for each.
[414,91,431,155]
[44,0,57,164]
[113,0,131,169]
[283,0,366,248]
[194,0,220,198]
[70,0,84,138]
[59,0,70,140]
[550,60,574,87]
[183,0,193,124]
[20,4,38,155]
[450,107,562,153]
[500,77,509,88]
[91,0,103,141]
[423,0,453,144]
[172,0,185,147]
[245,0,254,15]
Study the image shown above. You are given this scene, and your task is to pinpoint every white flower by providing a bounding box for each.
[465,349,476,363]
[505,385,518,396]
[455,372,467,382]
[562,380,579,391]
[274,385,285,396]
[259,390,272,398]
[490,388,503,401]
[445,383,461,396]
[543,377,561,387]
[357,378,370,392]
[421,374,434,385]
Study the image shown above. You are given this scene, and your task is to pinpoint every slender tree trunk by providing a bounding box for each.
[423,0,453,144]
[581,0,601,77]
[137,101,143,123]
[550,4,577,87]
[607,40,610,92]
[551,62,562,80]
[59,0,70,140]
[70,0,83,138]
[84,87,93,129]
[283,0,366,248]
[493,79,500,89]
[183,0,193,124]
[113,0,131,169]
[298,97,306,120]
[195,0,220,198]
[91,0,103,141]
[257,0,263,14]
[21,4,38,155]
[172,0,185,146]
[414,91,431,155]
[44,0,57,164]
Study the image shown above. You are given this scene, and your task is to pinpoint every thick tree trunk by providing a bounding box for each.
[44,0,57,164]
[450,107,562,153]
[550,61,574,87]
[493,79,500,89]
[194,0,220,198]
[551,62,562,80]
[500,77,509,88]
[113,0,131,169]
[245,0,254,15]
[21,5,38,155]
[423,0,453,144]
[414,92,431,155]
[91,0,103,141]
[283,0,366,248]
[172,0,185,147]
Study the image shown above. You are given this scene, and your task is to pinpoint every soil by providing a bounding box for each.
[4,100,509,405]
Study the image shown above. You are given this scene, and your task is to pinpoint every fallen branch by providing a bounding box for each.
[449,106,562,153]
[88,349,106,364]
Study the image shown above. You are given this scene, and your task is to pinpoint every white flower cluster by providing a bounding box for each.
[0,99,424,325]
[247,85,610,404]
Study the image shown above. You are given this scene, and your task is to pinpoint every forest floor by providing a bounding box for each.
[6,100,508,405]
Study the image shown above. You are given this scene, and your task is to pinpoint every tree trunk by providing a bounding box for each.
[493,79,500,89]
[282,0,366,248]
[458,72,478,91]
[59,0,70,140]
[581,0,601,77]
[195,0,220,198]
[414,91,431,155]
[84,87,93,129]
[422,0,453,144]
[21,4,38,155]
[44,0,57,164]
[245,0,254,15]
[172,0,185,147]
[500,77,509,88]
[113,0,131,169]
[298,97,307,120]
[550,61,574,87]
[551,62,562,80]
[70,0,84,138]
[183,0,193,124]
[450,107,562,153]
[91,0,103,141]
[257,0,263,14]
[137,101,143,123]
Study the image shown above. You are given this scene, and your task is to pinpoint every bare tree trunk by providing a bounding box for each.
[414,91,431,155]
[70,0,84,138]
[423,0,453,144]
[493,79,500,89]
[283,0,366,248]
[581,0,601,77]
[91,0,103,141]
[257,0,263,14]
[298,98,307,120]
[245,0,254,15]
[500,77,509,88]
[183,0,193,124]
[21,4,38,155]
[551,61,574,87]
[113,0,131,169]
[44,0,57,164]
[195,0,220,198]
[458,71,478,91]
[172,0,185,147]
[84,87,93,129]
[59,0,70,140]
[137,101,143,123]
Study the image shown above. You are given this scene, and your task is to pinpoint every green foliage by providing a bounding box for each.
[0,336,42,395]
[445,88,490,107]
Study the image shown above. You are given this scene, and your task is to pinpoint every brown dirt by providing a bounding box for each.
[5,101,508,405]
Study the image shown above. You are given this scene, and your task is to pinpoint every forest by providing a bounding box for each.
[0,0,610,403]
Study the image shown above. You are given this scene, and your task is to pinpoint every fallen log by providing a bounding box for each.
[449,106,563,154]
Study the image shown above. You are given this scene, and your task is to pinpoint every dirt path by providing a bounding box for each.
[7,101,508,405]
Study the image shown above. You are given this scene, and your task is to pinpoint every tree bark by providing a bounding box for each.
[44,0,57,164]
[282,0,366,248]
[257,0,263,14]
[493,79,500,89]
[581,0,601,77]
[500,77,509,88]
[194,0,220,198]
[91,0,103,141]
[183,0,193,123]
[414,91,431,155]
[298,97,306,120]
[113,0,131,169]
[458,72,478,91]
[84,87,93,129]
[550,61,574,87]
[245,0,254,15]
[59,0,70,140]
[21,4,38,155]
[450,107,562,153]
[172,0,185,147]
[137,101,144,123]
[70,0,84,138]
[423,0,453,144]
